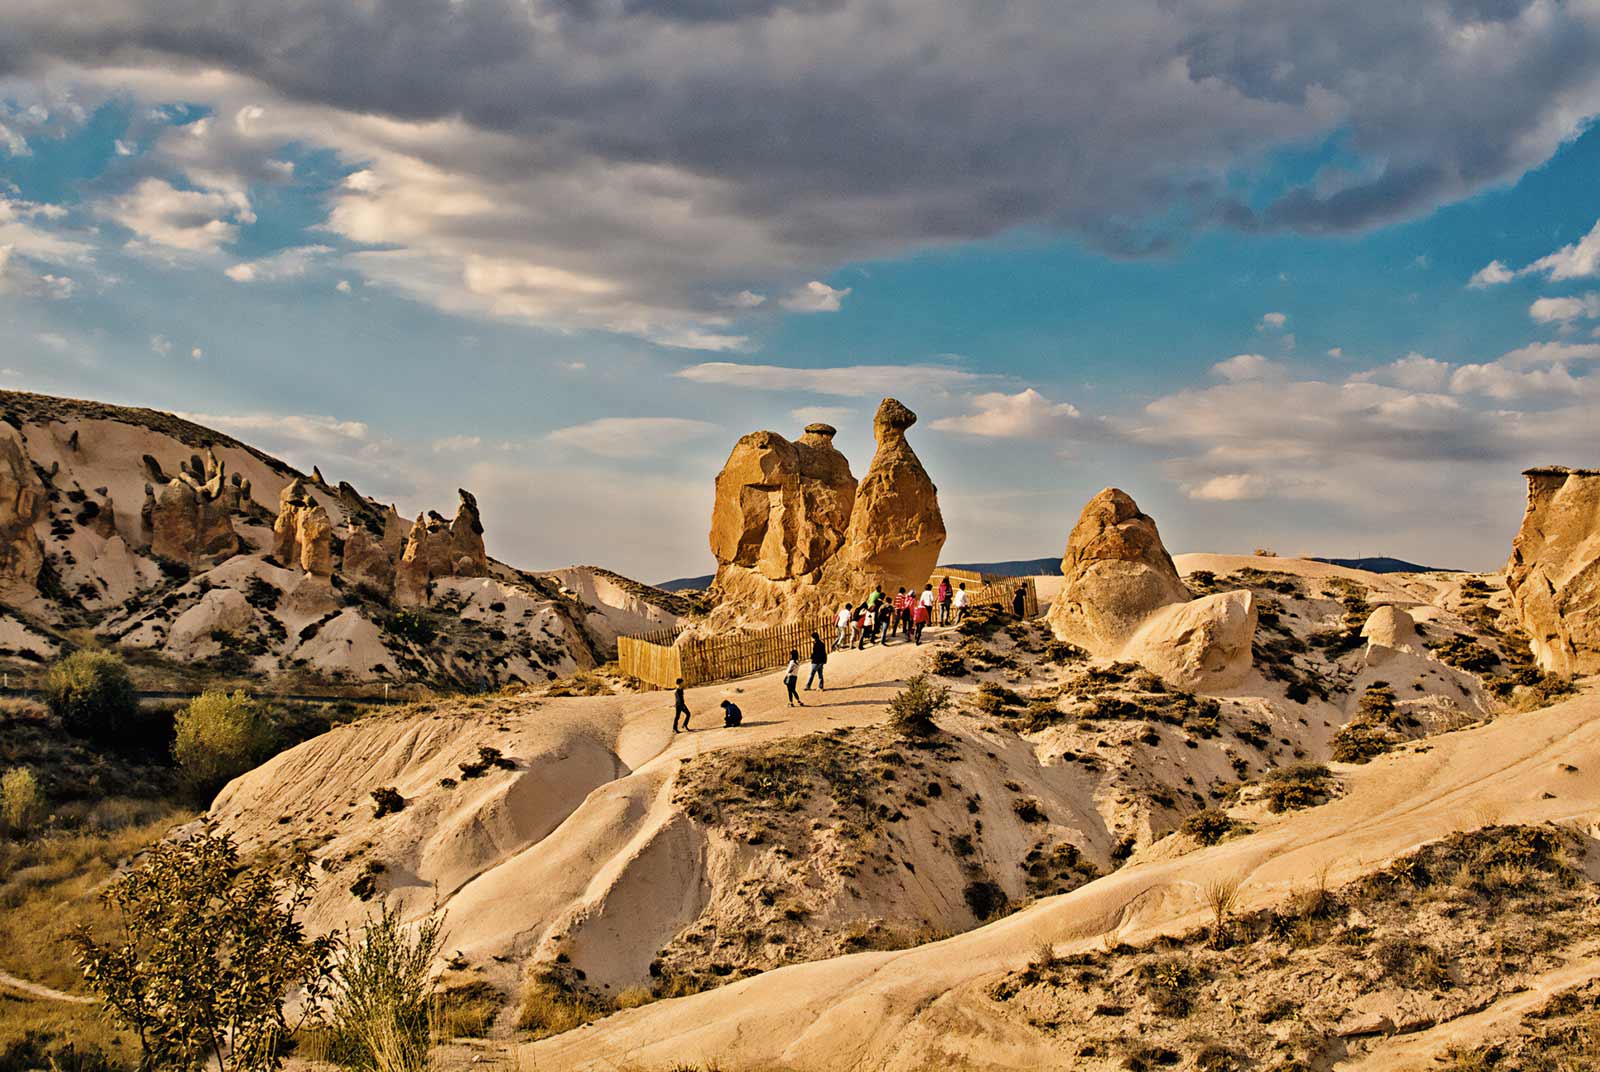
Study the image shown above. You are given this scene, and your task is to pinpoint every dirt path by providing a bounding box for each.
[0,969,92,1004]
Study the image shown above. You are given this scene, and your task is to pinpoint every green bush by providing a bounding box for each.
[44,650,138,740]
[0,766,45,837]
[888,673,952,736]
[71,827,336,1072]
[1179,808,1248,846]
[173,690,271,795]
[324,904,443,1071]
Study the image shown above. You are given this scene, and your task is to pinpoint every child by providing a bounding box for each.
[911,598,930,644]
[721,699,743,727]
[784,649,804,706]
[953,582,968,624]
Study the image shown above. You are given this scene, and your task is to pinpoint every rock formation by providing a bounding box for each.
[273,478,335,577]
[1506,466,1600,675]
[1047,488,1192,653]
[1360,604,1418,666]
[143,448,242,566]
[1122,590,1258,691]
[0,429,47,595]
[709,424,856,582]
[706,400,945,625]
[342,525,398,596]
[394,490,489,604]
[1047,488,1256,689]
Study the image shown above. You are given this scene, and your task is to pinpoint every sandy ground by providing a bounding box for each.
[521,680,1600,1070]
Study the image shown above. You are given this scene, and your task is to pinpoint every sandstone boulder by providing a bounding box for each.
[0,429,47,595]
[708,425,855,580]
[395,490,490,605]
[1360,605,1418,666]
[342,525,397,596]
[1046,488,1192,654]
[273,478,335,577]
[1122,590,1257,690]
[1506,466,1600,675]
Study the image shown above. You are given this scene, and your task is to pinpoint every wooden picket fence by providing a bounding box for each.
[617,574,1039,690]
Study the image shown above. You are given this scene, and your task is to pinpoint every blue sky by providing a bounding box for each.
[5,2,1600,580]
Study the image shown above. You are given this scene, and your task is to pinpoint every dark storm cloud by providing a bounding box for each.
[6,0,1600,338]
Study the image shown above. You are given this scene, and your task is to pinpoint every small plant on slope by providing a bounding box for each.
[323,903,444,1072]
[889,673,952,737]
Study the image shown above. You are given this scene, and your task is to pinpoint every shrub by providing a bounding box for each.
[44,650,138,740]
[962,879,1009,921]
[381,610,436,646]
[928,649,966,677]
[888,674,951,736]
[370,787,405,819]
[517,978,604,1038]
[71,826,336,1072]
[1331,721,1393,764]
[1260,764,1336,812]
[0,766,45,836]
[173,690,271,795]
[1137,955,1199,1017]
[324,903,444,1071]
[1179,808,1247,846]
[431,981,502,1039]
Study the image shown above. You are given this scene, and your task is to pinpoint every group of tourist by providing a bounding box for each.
[672,576,1031,731]
[834,576,968,651]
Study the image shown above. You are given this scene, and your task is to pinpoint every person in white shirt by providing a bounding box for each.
[952,582,969,623]
[835,603,853,649]
[919,584,936,611]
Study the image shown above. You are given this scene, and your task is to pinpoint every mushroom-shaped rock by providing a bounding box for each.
[1122,589,1258,691]
[1506,466,1600,675]
[1046,488,1192,655]
[840,397,946,587]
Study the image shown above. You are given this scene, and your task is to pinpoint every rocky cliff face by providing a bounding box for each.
[1048,488,1255,689]
[707,399,945,626]
[1506,466,1600,675]
[0,389,688,688]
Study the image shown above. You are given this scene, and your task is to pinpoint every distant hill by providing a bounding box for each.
[657,573,715,591]
[1310,556,1459,574]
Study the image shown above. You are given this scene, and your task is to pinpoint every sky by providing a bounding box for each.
[4,1,1600,582]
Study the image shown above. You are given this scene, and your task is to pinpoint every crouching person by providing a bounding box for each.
[721,699,744,728]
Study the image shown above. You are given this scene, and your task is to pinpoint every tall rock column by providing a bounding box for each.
[1506,466,1600,675]
[395,490,490,605]
[272,478,335,576]
[831,398,946,594]
[0,429,47,596]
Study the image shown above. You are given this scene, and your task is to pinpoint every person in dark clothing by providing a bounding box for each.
[1012,584,1028,618]
[784,649,804,706]
[806,632,827,690]
[673,677,691,733]
[720,699,743,727]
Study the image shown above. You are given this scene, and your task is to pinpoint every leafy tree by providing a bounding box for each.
[173,690,271,795]
[44,650,138,741]
[0,766,45,836]
[70,826,335,1072]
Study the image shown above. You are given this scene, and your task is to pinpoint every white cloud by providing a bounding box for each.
[677,361,981,397]
[1258,312,1288,330]
[929,388,1085,439]
[0,121,28,156]
[1528,293,1600,323]
[34,332,69,352]
[191,347,204,360]
[432,435,483,453]
[1210,354,1281,382]
[546,417,718,459]
[178,412,370,452]
[789,405,854,427]
[335,279,352,293]
[721,290,766,309]
[780,281,851,313]
[1184,473,1284,502]
[1467,260,1515,288]
[113,138,134,156]
[149,334,172,356]
[1524,220,1600,282]
[224,244,333,283]
[1326,347,1344,359]
[100,178,245,253]
[1350,352,1451,392]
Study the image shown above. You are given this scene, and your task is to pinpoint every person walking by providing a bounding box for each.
[784,649,805,707]
[953,581,969,624]
[835,602,853,649]
[673,677,691,733]
[856,602,874,650]
[911,596,930,644]
[1012,583,1028,618]
[937,576,953,625]
[919,582,936,628]
[893,587,910,638]
[806,631,827,690]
